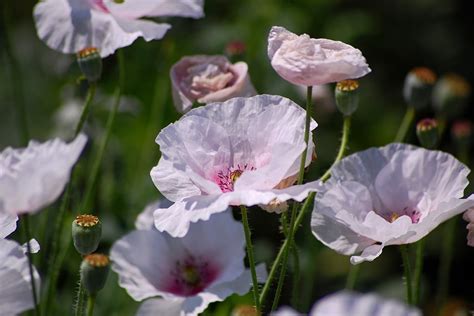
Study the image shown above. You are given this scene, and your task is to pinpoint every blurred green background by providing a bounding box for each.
[1,0,473,315]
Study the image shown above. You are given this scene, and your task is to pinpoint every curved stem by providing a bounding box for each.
[259,115,352,307]
[400,245,413,304]
[74,277,85,316]
[74,83,97,137]
[22,215,39,316]
[240,206,260,313]
[81,50,125,210]
[345,264,361,290]
[413,238,425,305]
[394,107,415,143]
[86,294,96,316]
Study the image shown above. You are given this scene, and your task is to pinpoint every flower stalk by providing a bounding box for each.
[22,215,39,316]
[400,245,413,305]
[395,107,415,143]
[413,238,425,305]
[86,295,96,316]
[240,206,260,313]
[345,264,361,290]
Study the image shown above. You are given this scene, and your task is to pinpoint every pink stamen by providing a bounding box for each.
[215,164,255,192]
[386,207,421,224]
[90,0,110,13]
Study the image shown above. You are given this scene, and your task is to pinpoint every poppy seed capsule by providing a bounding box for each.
[416,118,439,149]
[451,120,472,148]
[403,67,436,110]
[80,254,110,294]
[72,214,102,255]
[335,80,359,116]
[433,74,471,119]
[77,47,102,83]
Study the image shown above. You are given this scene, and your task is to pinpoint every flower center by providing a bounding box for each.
[215,164,255,193]
[164,256,219,296]
[89,0,110,13]
[184,63,235,99]
[385,207,421,224]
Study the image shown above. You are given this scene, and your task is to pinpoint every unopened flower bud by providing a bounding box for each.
[416,118,439,149]
[451,120,472,148]
[72,214,102,255]
[80,254,110,294]
[335,80,359,116]
[231,305,258,316]
[403,67,436,109]
[77,47,102,83]
[433,74,471,118]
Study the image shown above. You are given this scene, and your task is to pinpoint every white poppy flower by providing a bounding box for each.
[150,94,323,237]
[0,238,41,315]
[268,26,371,86]
[34,0,205,57]
[170,55,256,113]
[311,143,474,264]
[110,212,267,316]
[0,134,87,215]
[272,291,421,316]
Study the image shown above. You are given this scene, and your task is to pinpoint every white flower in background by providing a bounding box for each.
[135,198,172,230]
[462,208,474,247]
[34,0,205,57]
[110,212,267,316]
[272,291,421,316]
[268,26,371,86]
[150,95,323,237]
[0,238,41,315]
[311,143,474,264]
[0,212,18,239]
[0,134,87,215]
[170,55,256,113]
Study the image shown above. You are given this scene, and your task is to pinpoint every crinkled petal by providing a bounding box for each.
[106,0,204,20]
[0,134,87,215]
[155,181,322,237]
[310,291,421,316]
[34,0,170,57]
[349,243,384,265]
[0,212,18,238]
[136,298,184,316]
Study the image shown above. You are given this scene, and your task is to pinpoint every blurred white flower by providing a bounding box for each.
[273,291,421,316]
[0,134,87,215]
[110,212,266,316]
[462,208,474,247]
[150,95,323,237]
[311,143,474,264]
[170,55,256,113]
[135,199,172,230]
[0,238,41,315]
[268,26,371,86]
[34,0,205,57]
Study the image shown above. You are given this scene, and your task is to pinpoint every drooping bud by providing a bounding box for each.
[77,47,102,83]
[416,118,439,149]
[231,305,259,316]
[403,67,436,109]
[72,214,102,255]
[433,74,471,118]
[451,120,472,148]
[335,80,359,116]
[80,254,110,294]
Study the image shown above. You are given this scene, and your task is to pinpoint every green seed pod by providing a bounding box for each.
[335,80,359,116]
[416,118,439,149]
[80,254,110,294]
[72,214,102,255]
[77,47,102,83]
[432,74,471,119]
[403,67,436,110]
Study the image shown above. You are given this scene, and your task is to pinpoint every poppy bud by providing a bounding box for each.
[72,214,101,255]
[403,67,436,109]
[77,47,102,83]
[335,80,359,116]
[80,254,110,294]
[433,74,470,119]
[416,118,439,149]
[451,120,472,148]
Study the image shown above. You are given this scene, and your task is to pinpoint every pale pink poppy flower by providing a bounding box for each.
[272,291,421,316]
[311,143,474,264]
[0,134,87,215]
[0,238,41,315]
[268,26,371,86]
[34,0,204,57]
[462,208,474,247]
[170,55,256,113]
[110,212,267,316]
[150,95,323,237]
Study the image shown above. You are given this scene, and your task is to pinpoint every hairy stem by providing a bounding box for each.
[400,245,413,304]
[74,83,97,137]
[413,238,425,305]
[86,294,96,316]
[345,263,361,290]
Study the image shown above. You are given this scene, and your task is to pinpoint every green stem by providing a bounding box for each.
[22,215,39,316]
[86,295,96,316]
[290,243,300,309]
[436,218,456,307]
[240,206,260,313]
[74,83,97,137]
[345,263,361,290]
[259,115,351,307]
[413,238,425,305]
[81,50,125,211]
[394,107,415,143]
[74,279,85,316]
[400,245,413,305]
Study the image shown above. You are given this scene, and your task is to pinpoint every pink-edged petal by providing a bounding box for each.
[136,298,184,316]
[106,0,204,20]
